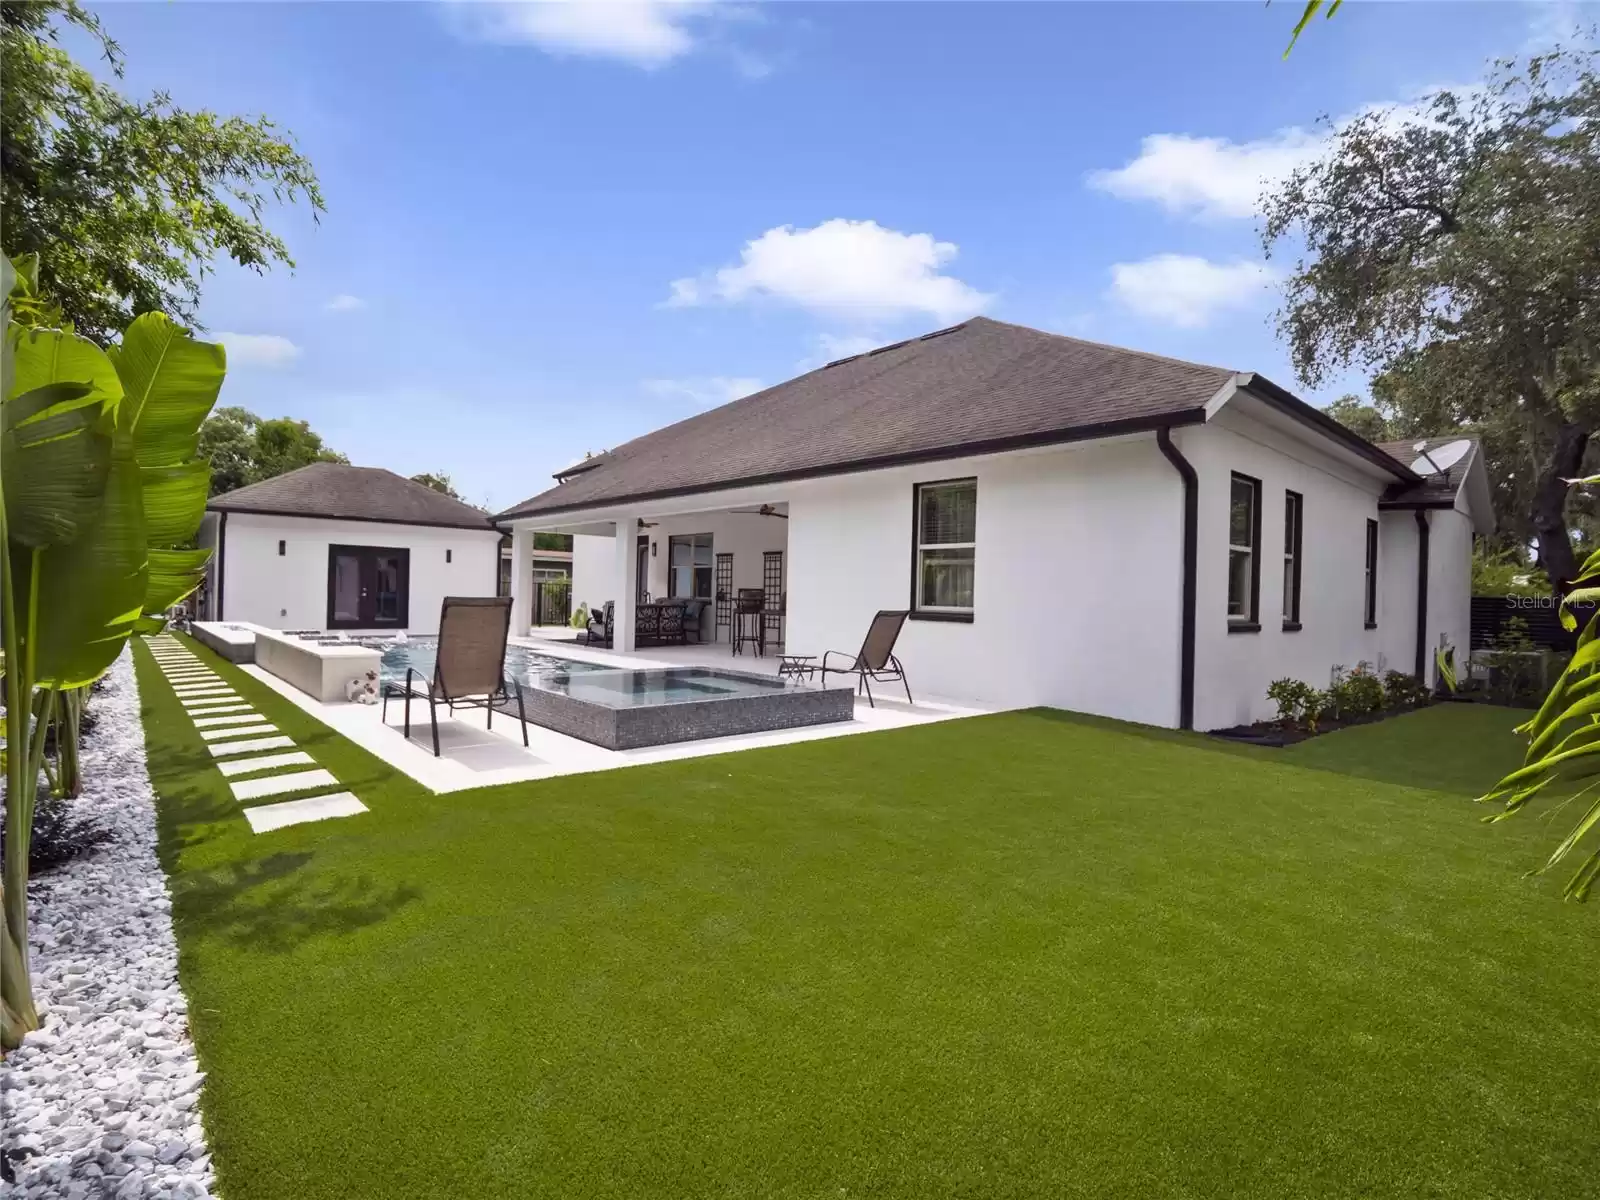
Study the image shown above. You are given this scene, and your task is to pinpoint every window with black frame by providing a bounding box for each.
[1364,518,1378,628]
[1228,473,1261,629]
[912,478,976,617]
[669,533,714,599]
[1283,490,1303,628]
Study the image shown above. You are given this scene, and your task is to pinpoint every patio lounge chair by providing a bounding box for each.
[819,610,913,707]
[381,596,529,757]
[584,601,614,647]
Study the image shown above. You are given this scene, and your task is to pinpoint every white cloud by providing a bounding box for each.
[1108,255,1278,329]
[642,375,764,407]
[1089,89,1469,222]
[667,218,993,323]
[324,294,366,313]
[445,0,716,67]
[1089,129,1325,221]
[214,332,301,368]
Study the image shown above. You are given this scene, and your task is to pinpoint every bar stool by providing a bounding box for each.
[732,591,764,656]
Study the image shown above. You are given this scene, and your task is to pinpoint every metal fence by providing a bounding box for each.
[1470,595,1597,651]
[533,580,572,627]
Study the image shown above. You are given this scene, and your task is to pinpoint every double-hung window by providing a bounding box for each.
[1364,519,1378,628]
[1282,491,1303,629]
[669,533,714,599]
[912,478,976,618]
[1228,473,1262,629]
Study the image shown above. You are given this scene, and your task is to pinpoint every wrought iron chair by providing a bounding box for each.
[381,596,528,756]
[819,610,913,707]
[584,601,614,647]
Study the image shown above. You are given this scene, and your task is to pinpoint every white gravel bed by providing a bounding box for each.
[1,649,216,1199]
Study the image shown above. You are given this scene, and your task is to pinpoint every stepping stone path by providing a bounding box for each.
[147,637,368,834]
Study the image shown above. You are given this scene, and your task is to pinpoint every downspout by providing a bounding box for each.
[1413,509,1430,680]
[1157,426,1198,730]
[216,511,228,621]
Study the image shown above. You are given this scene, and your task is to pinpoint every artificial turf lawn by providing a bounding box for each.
[134,639,1599,1199]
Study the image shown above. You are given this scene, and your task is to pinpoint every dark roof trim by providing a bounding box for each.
[1239,375,1421,484]
[499,408,1209,521]
[1378,497,1457,511]
[207,505,500,533]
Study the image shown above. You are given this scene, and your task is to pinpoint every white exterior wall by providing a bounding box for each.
[216,513,501,635]
[1427,507,1474,669]
[784,438,1184,725]
[1185,414,1411,731]
[572,534,617,613]
[526,419,1482,731]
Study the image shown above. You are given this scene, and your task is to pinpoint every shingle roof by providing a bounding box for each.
[497,317,1241,519]
[209,463,497,530]
[1375,436,1477,507]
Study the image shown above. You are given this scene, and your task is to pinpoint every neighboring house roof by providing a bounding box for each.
[208,462,497,531]
[498,317,1413,520]
[1375,436,1479,508]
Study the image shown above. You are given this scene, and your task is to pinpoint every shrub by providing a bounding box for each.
[1382,670,1429,709]
[1267,678,1316,728]
[1483,617,1541,704]
[1341,662,1386,716]
[569,602,589,631]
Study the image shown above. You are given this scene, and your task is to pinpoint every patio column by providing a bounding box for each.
[614,517,638,652]
[509,526,533,636]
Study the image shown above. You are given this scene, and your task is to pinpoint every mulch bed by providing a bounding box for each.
[1209,701,1437,747]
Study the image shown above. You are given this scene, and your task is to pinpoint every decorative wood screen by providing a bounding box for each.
[715,553,734,634]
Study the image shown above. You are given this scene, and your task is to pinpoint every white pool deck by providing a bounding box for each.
[238,627,992,794]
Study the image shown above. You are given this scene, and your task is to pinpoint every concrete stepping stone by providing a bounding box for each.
[230,769,338,802]
[192,713,266,728]
[199,723,276,741]
[186,702,253,716]
[165,674,216,684]
[181,693,237,707]
[216,752,315,778]
[173,684,233,695]
[243,792,367,834]
[209,735,295,757]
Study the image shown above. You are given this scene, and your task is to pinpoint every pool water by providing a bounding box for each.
[535,667,791,709]
[368,638,609,688]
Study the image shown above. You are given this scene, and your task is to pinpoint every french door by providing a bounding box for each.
[327,545,410,629]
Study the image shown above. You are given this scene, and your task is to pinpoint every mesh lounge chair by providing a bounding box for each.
[819,610,913,707]
[381,596,528,757]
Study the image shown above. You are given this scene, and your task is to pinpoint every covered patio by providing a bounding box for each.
[506,490,794,657]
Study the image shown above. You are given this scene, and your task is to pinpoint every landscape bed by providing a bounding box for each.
[134,639,1599,1200]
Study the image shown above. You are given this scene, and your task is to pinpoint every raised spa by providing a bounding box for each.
[509,666,855,750]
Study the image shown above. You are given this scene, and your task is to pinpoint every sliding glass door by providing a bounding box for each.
[326,545,410,629]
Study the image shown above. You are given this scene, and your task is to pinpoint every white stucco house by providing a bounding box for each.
[196,463,503,635]
[496,318,1493,731]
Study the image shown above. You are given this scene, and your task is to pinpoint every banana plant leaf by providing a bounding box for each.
[30,435,148,690]
[111,313,226,467]
[4,325,123,549]
[145,547,211,614]
[1,381,111,548]
[139,461,211,548]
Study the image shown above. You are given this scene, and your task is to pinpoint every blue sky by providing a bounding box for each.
[84,1,1595,512]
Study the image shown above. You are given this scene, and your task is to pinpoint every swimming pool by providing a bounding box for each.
[362,637,609,688]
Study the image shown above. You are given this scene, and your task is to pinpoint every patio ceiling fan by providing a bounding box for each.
[728,504,788,519]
